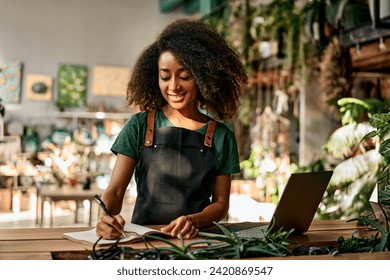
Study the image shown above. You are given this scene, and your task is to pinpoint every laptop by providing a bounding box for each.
[199,170,333,239]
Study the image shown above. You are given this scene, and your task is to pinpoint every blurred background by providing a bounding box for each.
[1,0,389,228]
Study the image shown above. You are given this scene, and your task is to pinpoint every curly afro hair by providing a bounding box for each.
[126,18,248,121]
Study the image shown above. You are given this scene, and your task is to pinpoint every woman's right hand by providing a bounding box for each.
[95,214,126,240]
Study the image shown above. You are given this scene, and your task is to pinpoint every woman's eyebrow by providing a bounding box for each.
[159,67,188,73]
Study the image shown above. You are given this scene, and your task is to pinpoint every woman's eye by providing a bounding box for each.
[180,76,190,80]
[160,76,170,81]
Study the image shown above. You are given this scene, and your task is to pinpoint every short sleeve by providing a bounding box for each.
[110,112,147,162]
[214,122,240,175]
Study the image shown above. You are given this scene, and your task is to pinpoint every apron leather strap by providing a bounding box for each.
[145,110,216,148]
[204,120,216,147]
[144,110,155,146]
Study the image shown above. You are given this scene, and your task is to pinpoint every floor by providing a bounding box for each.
[0,190,135,229]
[0,188,275,229]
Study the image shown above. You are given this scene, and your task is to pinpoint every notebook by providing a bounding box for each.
[199,170,333,239]
[63,223,170,245]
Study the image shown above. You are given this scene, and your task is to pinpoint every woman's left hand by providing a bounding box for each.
[160,215,199,239]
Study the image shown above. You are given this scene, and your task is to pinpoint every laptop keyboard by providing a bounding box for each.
[234,225,268,238]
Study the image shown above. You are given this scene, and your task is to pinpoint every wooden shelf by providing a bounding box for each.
[340,17,390,47]
[349,36,390,72]
[55,111,131,120]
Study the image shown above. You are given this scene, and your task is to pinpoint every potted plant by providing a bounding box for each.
[362,111,390,229]
[334,110,390,253]
[318,97,385,219]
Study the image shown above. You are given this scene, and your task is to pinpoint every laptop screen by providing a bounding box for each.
[199,171,333,238]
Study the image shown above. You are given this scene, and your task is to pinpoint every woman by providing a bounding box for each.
[96,18,247,240]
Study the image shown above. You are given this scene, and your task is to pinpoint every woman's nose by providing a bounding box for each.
[169,79,180,90]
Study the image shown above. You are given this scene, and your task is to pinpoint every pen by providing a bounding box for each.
[94,195,127,238]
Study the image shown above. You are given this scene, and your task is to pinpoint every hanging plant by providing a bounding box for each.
[319,36,352,103]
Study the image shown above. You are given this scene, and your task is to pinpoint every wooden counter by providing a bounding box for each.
[0,220,389,260]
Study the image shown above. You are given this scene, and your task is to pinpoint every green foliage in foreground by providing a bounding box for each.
[142,222,293,260]
[90,220,390,260]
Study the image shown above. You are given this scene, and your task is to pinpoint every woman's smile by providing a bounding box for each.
[158,51,198,111]
[167,91,186,101]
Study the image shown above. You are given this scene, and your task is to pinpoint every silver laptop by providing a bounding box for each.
[199,171,333,239]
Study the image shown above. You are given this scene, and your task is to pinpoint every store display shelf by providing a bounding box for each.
[55,111,131,120]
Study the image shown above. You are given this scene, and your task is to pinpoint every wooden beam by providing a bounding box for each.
[340,19,390,47]
[350,36,390,71]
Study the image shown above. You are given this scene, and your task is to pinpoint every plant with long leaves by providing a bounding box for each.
[319,98,385,219]
[346,216,389,252]
[141,221,294,260]
[362,112,390,203]
[142,232,219,260]
[362,111,390,230]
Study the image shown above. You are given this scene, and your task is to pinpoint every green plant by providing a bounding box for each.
[145,222,293,259]
[57,64,87,108]
[332,233,384,255]
[329,110,390,254]
[362,111,390,164]
[318,98,385,220]
[347,216,389,251]
[90,222,294,260]
[337,97,386,125]
[239,146,294,203]
[240,146,269,179]
[362,111,390,227]
[142,233,219,260]
[90,219,390,259]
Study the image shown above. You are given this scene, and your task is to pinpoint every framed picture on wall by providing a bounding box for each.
[0,59,23,104]
[57,64,87,107]
[26,73,53,101]
[92,65,131,97]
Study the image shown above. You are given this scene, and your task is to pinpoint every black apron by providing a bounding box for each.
[131,110,218,225]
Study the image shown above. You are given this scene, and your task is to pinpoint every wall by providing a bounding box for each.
[0,0,188,127]
[0,0,334,166]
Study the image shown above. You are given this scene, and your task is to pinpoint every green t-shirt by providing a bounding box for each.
[111,109,240,178]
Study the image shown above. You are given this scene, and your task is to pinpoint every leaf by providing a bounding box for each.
[347,217,386,235]
[361,130,377,142]
[213,222,238,238]
[379,138,390,159]
[336,97,384,125]
[323,123,374,159]
[374,232,389,252]
[329,150,381,186]
[369,112,390,128]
